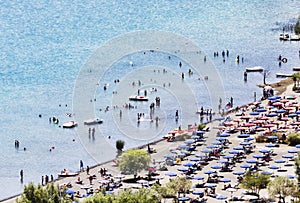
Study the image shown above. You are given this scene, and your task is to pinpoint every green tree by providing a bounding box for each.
[116,140,125,156]
[17,182,71,203]
[295,16,300,35]
[166,177,192,198]
[241,171,270,197]
[267,176,297,203]
[117,149,151,178]
[82,192,115,203]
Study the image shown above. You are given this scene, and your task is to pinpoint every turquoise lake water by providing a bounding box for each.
[0,0,300,199]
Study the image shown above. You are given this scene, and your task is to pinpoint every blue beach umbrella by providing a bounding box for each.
[268,165,279,170]
[204,170,217,175]
[224,155,234,159]
[191,135,200,139]
[296,110,300,114]
[216,137,227,141]
[164,154,174,159]
[265,143,276,148]
[177,167,188,172]
[261,171,272,175]
[196,130,205,135]
[274,159,285,164]
[211,165,222,169]
[253,154,264,159]
[219,132,230,137]
[259,149,271,153]
[257,108,267,112]
[204,183,217,188]
[268,96,281,100]
[105,190,114,194]
[282,154,293,159]
[233,171,245,175]
[250,112,259,115]
[193,190,204,195]
[288,113,298,117]
[267,113,278,117]
[218,159,229,164]
[240,164,251,169]
[219,178,231,183]
[233,146,244,150]
[287,175,295,179]
[193,176,204,180]
[276,109,286,113]
[212,141,222,145]
[215,117,225,121]
[216,195,227,200]
[190,157,201,162]
[184,139,195,145]
[178,144,189,149]
[288,149,298,154]
[244,137,254,141]
[268,136,278,139]
[65,189,76,195]
[183,162,194,167]
[178,197,190,201]
[195,154,206,158]
[229,150,239,154]
[237,134,250,138]
[296,144,300,149]
[165,172,177,177]
[246,159,258,164]
[207,145,219,149]
[201,149,212,153]
[240,142,251,146]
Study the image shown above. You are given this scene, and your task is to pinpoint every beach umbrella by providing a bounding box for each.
[259,149,271,153]
[212,141,222,145]
[268,136,278,140]
[183,162,194,167]
[246,159,258,164]
[282,154,293,159]
[193,176,205,180]
[178,144,189,149]
[196,130,205,135]
[288,149,298,154]
[288,113,298,117]
[268,165,279,170]
[237,134,250,138]
[240,142,251,146]
[244,137,254,141]
[99,179,110,184]
[276,109,286,113]
[263,124,275,129]
[201,149,212,153]
[287,175,295,179]
[178,197,190,201]
[237,126,247,131]
[267,113,278,117]
[250,112,259,115]
[211,165,222,170]
[195,154,206,158]
[216,195,227,200]
[265,143,276,148]
[261,171,272,175]
[268,96,281,100]
[296,110,300,114]
[105,191,114,194]
[216,137,227,141]
[280,117,289,121]
[164,154,174,159]
[207,145,219,149]
[165,172,177,177]
[65,189,76,195]
[233,146,244,150]
[184,139,195,145]
[296,144,300,149]
[280,99,289,103]
[218,159,229,164]
[219,178,231,183]
[229,150,239,154]
[240,164,251,169]
[204,170,217,175]
[233,171,245,175]
[215,117,225,121]
[224,155,234,159]
[204,183,217,188]
[192,190,204,195]
[253,154,264,159]
[177,167,188,172]
[190,157,201,162]
[274,159,285,164]
[257,108,267,112]
[219,132,230,137]
[191,135,200,139]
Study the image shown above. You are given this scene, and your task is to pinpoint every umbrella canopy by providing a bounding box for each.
[288,149,298,154]
[240,164,251,169]
[193,176,205,180]
[244,137,254,141]
[195,154,206,158]
[250,112,259,115]
[178,197,190,201]
[192,190,204,195]
[216,195,228,200]
[218,159,229,164]
[233,171,245,175]
[253,154,264,159]
[183,162,195,167]
[259,149,271,153]
[211,165,222,169]
[276,109,286,113]
[190,157,201,162]
[191,135,200,139]
[207,145,219,149]
[201,149,212,153]
[229,150,239,154]
[257,108,267,112]
[267,113,278,117]
[246,159,258,164]
[288,113,298,117]
[296,144,300,149]
[177,167,189,172]
[240,142,251,146]
[274,159,286,164]
[212,141,222,145]
[268,165,279,170]
[224,155,234,159]
[261,171,272,175]
[204,183,217,188]
[184,139,195,145]
[164,154,174,159]
[219,178,231,183]
[219,132,230,137]
[233,146,244,150]
[204,170,217,175]
[65,189,76,195]
[265,143,276,148]
[216,137,227,141]
[165,172,177,177]
[268,136,278,139]
[282,154,293,159]
[237,134,250,138]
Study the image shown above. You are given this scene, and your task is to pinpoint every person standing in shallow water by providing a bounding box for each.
[20,169,23,183]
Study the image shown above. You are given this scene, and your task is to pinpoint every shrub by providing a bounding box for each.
[255,135,267,143]
[198,124,206,131]
[287,133,300,146]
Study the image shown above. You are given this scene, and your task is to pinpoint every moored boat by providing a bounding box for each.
[293,67,300,71]
[245,66,264,72]
[276,73,293,78]
[84,118,103,125]
[129,95,149,101]
[62,121,77,128]
[58,170,78,177]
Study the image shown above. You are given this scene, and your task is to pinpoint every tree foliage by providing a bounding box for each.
[267,176,297,203]
[117,149,151,176]
[16,182,71,203]
[165,177,192,197]
[241,171,270,196]
[295,16,300,35]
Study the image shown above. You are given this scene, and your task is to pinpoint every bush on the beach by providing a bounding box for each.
[17,182,72,203]
[255,135,267,143]
[197,124,206,131]
[116,140,125,155]
[287,133,300,146]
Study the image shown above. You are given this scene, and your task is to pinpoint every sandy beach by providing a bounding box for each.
[2,80,300,203]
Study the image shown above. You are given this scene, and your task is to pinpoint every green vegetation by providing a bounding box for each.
[267,176,298,203]
[287,133,300,146]
[241,171,270,197]
[116,140,125,156]
[292,73,300,91]
[16,182,72,203]
[197,124,206,131]
[117,149,151,177]
[295,16,300,35]
[165,177,192,198]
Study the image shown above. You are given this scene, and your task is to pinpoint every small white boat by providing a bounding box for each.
[62,121,77,128]
[293,67,300,71]
[276,73,293,78]
[129,95,149,101]
[84,118,103,125]
[290,35,300,41]
[279,33,289,41]
[58,172,78,177]
[246,66,264,72]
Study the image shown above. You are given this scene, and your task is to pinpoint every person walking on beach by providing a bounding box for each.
[20,169,23,182]
[86,165,90,175]
[80,160,84,171]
